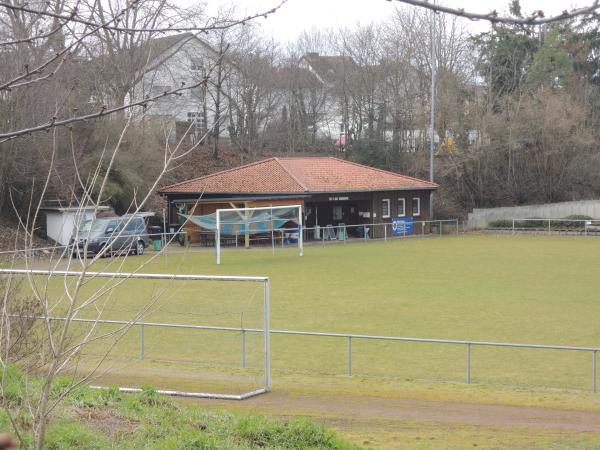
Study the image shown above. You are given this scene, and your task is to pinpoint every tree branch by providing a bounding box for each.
[0,0,288,33]
[0,53,224,142]
[390,0,600,25]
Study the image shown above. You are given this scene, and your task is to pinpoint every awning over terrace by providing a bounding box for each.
[180,206,299,237]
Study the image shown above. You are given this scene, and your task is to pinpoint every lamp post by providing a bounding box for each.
[429,1,437,220]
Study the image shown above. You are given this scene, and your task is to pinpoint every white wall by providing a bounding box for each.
[46,210,95,245]
[467,200,600,229]
[133,39,228,128]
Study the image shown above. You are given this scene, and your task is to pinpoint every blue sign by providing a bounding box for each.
[392,217,413,236]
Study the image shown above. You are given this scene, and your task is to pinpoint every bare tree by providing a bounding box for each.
[0,1,287,447]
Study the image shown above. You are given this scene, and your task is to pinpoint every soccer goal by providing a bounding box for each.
[0,268,271,400]
[215,205,303,265]
[181,205,304,264]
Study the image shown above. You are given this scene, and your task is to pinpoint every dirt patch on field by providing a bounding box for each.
[191,390,600,433]
[72,406,137,438]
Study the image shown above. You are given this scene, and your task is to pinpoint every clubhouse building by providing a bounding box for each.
[157,157,438,242]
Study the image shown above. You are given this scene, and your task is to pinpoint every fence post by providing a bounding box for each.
[439,221,442,236]
[593,350,597,393]
[384,223,387,241]
[140,324,144,360]
[548,219,551,235]
[455,219,459,235]
[512,219,515,234]
[241,329,246,368]
[466,343,471,384]
[347,336,352,376]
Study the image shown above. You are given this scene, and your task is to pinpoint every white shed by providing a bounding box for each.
[41,206,110,245]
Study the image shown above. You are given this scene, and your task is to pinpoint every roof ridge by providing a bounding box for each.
[158,158,278,191]
[274,157,309,192]
[328,157,438,188]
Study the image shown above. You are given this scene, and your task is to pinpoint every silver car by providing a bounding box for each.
[71,215,149,257]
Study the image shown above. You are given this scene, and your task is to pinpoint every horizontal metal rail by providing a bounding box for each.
[488,218,600,236]
[29,315,600,392]
[40,316,600,352]
[0,232,187,256]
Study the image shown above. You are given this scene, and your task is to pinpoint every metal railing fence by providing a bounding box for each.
[39,316,600,393]
[4,220,460,256]
[181,219,461,249]
[487,218,600,235]
[0,231,188,256]
[301,219,460,244]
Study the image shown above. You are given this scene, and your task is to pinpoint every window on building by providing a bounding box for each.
[187,112,201,123]
[190,58,203,73]
[397,198,405,217]
[382,198,391,218]
[412,197,421,216]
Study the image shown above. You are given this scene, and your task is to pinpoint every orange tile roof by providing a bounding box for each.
[158,157,438,194]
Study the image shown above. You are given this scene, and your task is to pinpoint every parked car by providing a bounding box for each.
[71,215,149,257]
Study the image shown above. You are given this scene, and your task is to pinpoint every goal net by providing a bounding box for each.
[0,269,270,400]
[182,205,304,264]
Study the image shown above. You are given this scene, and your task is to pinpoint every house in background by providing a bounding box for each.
[120,36,479,152]
[299,53,358,144]
[157,157,437,242]
[125,33,225,141]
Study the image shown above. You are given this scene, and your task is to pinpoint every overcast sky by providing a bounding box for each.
[206,0,588,43]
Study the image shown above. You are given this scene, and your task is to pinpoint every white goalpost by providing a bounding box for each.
[215,205,304,265]
[0,269,271,400]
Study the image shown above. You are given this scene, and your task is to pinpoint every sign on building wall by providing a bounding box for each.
[392,217,413,236]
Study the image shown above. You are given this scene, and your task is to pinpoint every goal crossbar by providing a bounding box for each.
[0,268,271,401]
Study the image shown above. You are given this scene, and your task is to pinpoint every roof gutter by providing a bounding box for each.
[158,186,438,197]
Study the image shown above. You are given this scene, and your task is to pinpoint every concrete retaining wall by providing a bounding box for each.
[467,200,600,229]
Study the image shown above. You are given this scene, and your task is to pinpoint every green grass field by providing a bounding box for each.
[34,233,599,395]
[15,234,600,448]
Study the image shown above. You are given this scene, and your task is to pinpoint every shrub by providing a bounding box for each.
[235,415,353,449]
[521,217,546,228]
[487,219,513,228]
[1,365,25,405]
[147,427,218,450]
[559,215,592,229]
[140,385,167,407]
[45,421,108,450]
[489,215,593,230]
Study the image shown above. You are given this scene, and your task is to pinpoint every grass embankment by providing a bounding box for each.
[1,366,354,449]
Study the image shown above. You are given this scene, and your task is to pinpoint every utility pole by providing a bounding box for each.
[429,3,437,220]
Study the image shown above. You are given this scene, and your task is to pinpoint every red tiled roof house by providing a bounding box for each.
[158,157,437,241]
